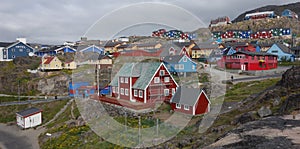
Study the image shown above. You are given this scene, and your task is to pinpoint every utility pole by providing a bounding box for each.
[125,112,127,131]
[18,80,20,102]
[138,115,141,145]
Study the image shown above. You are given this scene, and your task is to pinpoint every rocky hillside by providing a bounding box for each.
[205,66,300,148]
[233,2,300,23]
[0,57,71,96]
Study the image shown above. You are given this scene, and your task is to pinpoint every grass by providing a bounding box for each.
[0,99,69,123]
[224,78,280,102]
[0,96,28,103]
[278,61,300,66]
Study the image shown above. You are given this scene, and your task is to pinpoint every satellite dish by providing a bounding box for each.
[29,52,34,57]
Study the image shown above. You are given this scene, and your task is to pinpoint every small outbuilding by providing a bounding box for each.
[170,86,210,115]
[16,107,42,129]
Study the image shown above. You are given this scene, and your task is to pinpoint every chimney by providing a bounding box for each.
[16,38,26,44]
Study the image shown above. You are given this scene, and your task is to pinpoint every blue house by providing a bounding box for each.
[0,41,35,61]
[267,43,295,62]
[163,54,197,77]
[282,9,298,19]
[55,45,76,53]
[77,45,104,54]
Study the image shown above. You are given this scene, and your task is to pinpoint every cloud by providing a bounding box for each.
[0,0,299,44]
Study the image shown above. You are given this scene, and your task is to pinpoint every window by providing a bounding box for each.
[125,89,128,96]
[120,77,124,83]
[154,77,160,83]
[175,64,179,69]
[124,77,128,83]
[19,49,23,52]
[27,49,30,52]
[172,88,176,95]
[116,87,119,93]
[179,64,184,70]
[184,105,189,110]
[192,65,195,70]
[3,55,6,58]
[134,90,138,97]
[252,56,254,60]
[112,87,115,93]
[271,50,278,53]
[160,70,165,76]
[139,90,143,98]
[176,103,181,109]
[164,77,170,83]
[120,88,124,95]
[183,57,187,62]
[164,89,169,96]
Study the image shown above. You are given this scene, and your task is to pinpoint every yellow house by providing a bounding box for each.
[40,56,63,70]
[63,61,77,70]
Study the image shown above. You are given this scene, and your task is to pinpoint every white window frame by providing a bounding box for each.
[183,57,187,62]
[125,89,128,96]
[160,70,165,76]
[164,77,170,83]
[192,65,195,70]
[154,77,160,83]
[139,90,143,98]
[164,89,169,96]
[124,77,128,83]
[179,64,184,70]
[175,64,179,69]
[120,77,124,83]
[134,90,138,97]
[120,88,124,95]
[112,87,115,93]
[184,105,189,110]
[172,88,176,95]
[176,103,181,109]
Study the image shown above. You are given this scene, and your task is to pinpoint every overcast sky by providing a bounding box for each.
[0,0,299,44]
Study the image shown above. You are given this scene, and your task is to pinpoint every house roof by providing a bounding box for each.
[104,41,122,47]
[234,51,277,56]
[198,42,218,49]
[163,55,183,63]
[16,107,42,117]
[274,43,293,54]
[110,62,162,90]
[170,86,206,106]
[43,57,55,64]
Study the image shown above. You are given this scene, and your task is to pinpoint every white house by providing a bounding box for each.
[16,107,42,129]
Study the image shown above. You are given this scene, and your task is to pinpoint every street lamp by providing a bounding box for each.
[46,133,52,149]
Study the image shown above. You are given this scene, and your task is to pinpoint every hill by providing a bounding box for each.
[233,2,300,23]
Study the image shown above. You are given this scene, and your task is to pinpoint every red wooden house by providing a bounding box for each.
[110,62,178,103]
[170,86,210,115]
[218,51,278,71]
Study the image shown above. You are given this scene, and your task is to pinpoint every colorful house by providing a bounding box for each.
[16,107,42,129]
[55,45,76,54]
[110,62,178,103]
[217,51,278,71]
[266,43,295,62]
[0,41,35,61]
[77,45,104,54]
[39,56,63,70]
[63,61,77,70]
[170,86,210,115]
[282,9,298,19]
[162,54,197,77]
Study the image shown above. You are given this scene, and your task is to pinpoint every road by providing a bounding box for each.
[0,96,70,106]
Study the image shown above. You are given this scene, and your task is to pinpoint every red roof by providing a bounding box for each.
[43,57,55,64]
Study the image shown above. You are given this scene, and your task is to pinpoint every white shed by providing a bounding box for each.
[16,107,42,129]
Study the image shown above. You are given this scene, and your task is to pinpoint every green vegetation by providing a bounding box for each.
[0,96,28,103]
[225,78,280,102]
[278,61,300,66]
[0,99,69,123]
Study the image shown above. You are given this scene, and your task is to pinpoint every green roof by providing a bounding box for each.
[110,62,162,90]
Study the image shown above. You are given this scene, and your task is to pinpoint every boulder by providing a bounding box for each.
[258,106,272,118]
